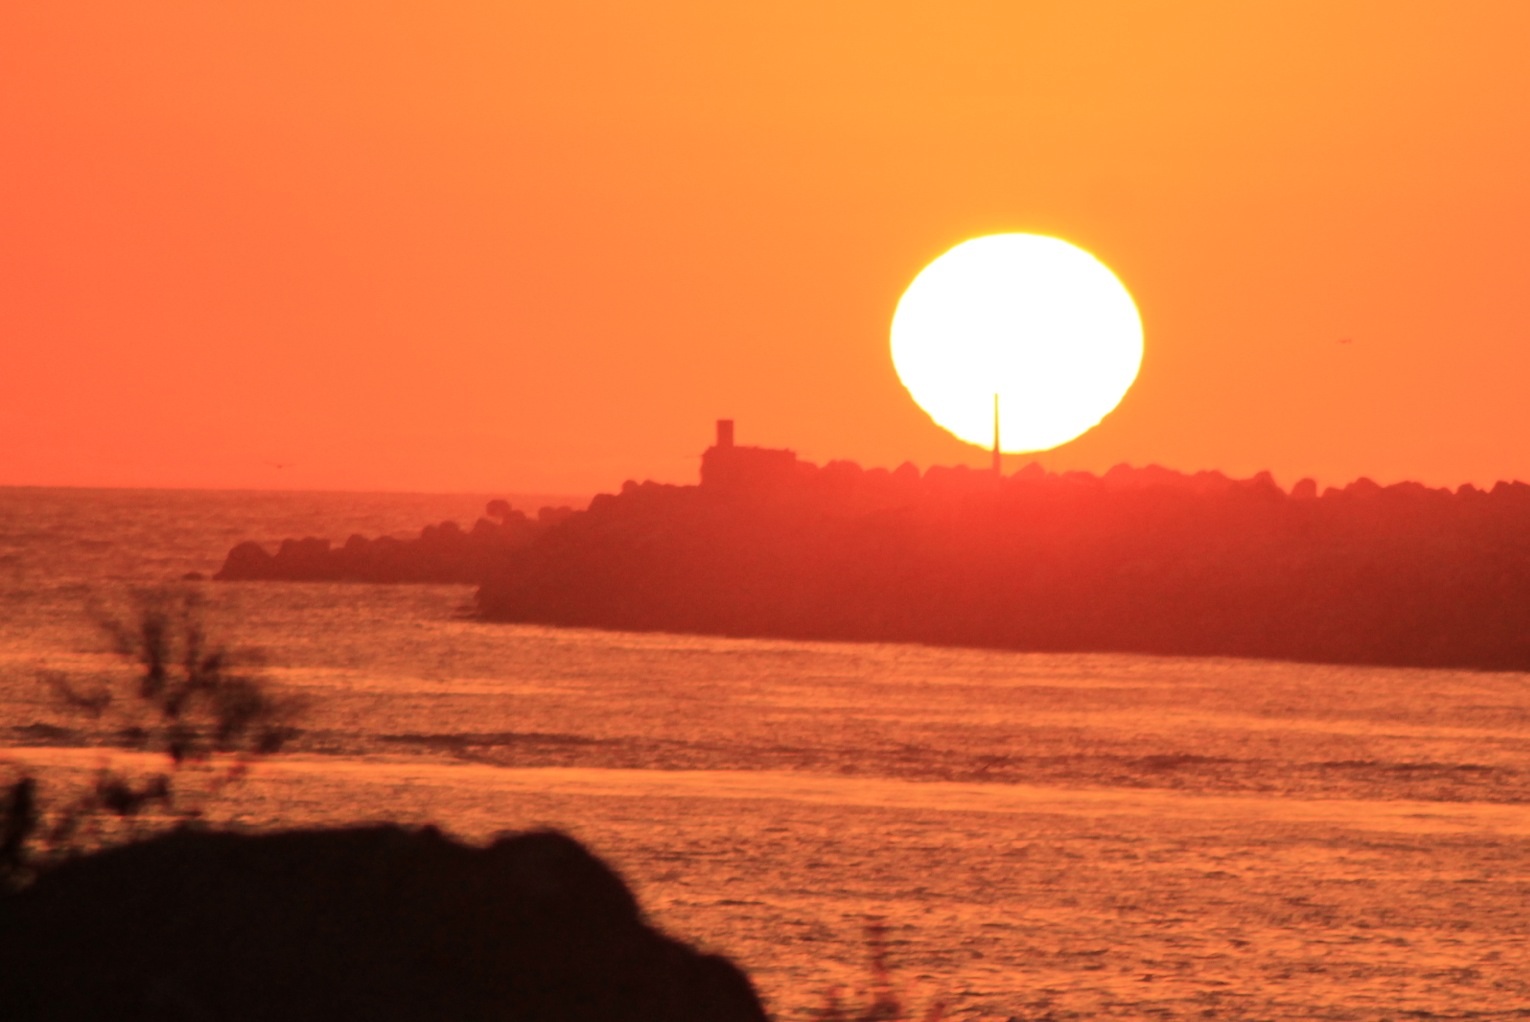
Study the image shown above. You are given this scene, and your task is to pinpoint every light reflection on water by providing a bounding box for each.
[3,487,1529,1019]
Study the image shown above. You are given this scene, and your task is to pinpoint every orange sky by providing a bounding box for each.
[4,2,1528,496]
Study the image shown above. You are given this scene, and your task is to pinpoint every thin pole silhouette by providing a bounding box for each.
[992,393,1001,477]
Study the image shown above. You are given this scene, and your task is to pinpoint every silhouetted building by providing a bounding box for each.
[700,419,798,491]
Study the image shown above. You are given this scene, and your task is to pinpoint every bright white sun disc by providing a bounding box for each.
[891,234,1142,453]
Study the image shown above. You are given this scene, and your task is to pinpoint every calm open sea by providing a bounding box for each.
[2,486,1528,1020]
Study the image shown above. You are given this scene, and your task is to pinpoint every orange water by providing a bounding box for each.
[3,488,1527,1019]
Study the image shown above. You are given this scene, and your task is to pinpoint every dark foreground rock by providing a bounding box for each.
[0,825,766,1022]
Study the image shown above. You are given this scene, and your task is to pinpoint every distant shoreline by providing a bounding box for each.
[477,430,1530,672]
[220,429,1530,672]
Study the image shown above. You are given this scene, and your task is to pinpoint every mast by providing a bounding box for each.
[992,392,1001,477]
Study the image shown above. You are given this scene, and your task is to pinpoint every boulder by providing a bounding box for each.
[0,825,766,1022]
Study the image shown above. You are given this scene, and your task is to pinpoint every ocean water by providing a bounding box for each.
[2,486,1528,1020]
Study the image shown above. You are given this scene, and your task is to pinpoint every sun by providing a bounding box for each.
[891,234,1143,453]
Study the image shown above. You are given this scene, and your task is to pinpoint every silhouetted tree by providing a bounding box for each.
[1,588,302,889]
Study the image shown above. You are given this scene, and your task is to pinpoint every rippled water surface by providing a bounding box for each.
[3,487,1528,1020]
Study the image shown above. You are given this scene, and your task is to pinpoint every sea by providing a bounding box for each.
[2,486,1527,1021]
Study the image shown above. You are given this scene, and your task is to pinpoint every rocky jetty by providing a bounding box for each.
[215,501,575,584]
[476,425,1530,671]
[0,824,766,1022]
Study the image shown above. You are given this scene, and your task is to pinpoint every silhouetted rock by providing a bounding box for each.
[220,540,274,578]
[215,501,574,584]
[0,825,766,1022]
[476,429,1530,671]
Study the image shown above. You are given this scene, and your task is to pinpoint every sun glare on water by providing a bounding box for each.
[891,234,1143,453]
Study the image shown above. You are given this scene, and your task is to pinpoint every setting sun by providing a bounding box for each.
[891,234,1143,453]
